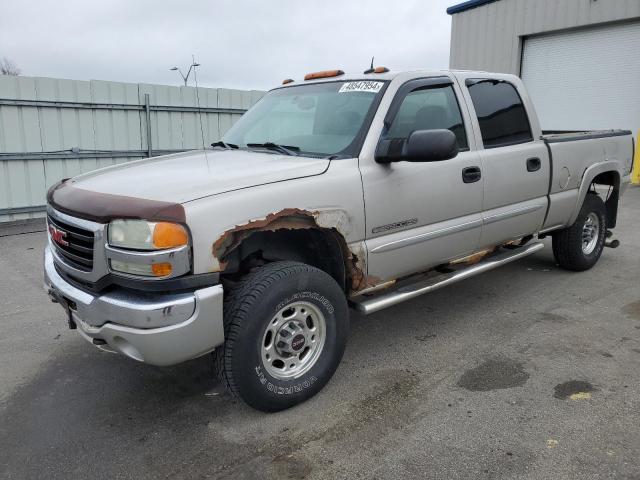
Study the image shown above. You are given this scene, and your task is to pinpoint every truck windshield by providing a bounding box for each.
[222,80,386,157]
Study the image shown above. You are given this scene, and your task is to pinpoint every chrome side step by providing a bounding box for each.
[351,242,545,315]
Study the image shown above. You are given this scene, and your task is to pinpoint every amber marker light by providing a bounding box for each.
[152,222,189,249]
[152,263,173,277]
[282,78,294,84]
[364,66,390,74]
[304,69,345,81]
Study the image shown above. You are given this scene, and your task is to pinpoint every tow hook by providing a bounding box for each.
[605,230,620,248]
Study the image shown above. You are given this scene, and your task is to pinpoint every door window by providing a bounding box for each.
[467,80,533,148]
[385,85,468,150]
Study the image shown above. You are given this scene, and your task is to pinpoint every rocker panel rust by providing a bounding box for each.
[210,208,380,292]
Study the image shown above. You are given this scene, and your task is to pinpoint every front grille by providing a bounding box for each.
[47,214,95,271]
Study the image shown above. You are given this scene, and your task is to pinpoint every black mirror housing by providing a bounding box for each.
[405,129,459,162]
[375,129,459,163]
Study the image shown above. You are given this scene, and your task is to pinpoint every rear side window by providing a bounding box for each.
[385,85,468,150]
[467,80,533,148]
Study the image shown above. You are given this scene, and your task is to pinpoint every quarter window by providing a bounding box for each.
[467,80,533,148]
[385,85,468,150]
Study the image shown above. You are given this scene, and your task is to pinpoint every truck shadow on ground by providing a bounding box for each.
[0,250,559,478]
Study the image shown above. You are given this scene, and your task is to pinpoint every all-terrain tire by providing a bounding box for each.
[213,261,349,412]
[552,193,607,271]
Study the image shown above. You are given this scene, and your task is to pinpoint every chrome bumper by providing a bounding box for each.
[44,246,224,366]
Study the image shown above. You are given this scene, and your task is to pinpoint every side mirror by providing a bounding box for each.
[375,129,459,164]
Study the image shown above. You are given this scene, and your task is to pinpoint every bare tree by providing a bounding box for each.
[0,57,20,76]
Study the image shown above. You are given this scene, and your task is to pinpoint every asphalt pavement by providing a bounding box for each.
[1,186,639,479]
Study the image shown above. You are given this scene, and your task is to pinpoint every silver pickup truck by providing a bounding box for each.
[44,68,634,411]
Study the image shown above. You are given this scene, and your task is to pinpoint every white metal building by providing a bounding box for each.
[448,0,640,135]
[0,75,263,222]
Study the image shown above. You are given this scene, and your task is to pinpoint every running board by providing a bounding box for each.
[351,242,545,315]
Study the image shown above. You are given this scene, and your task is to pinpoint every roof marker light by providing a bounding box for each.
[364,66,389,74]
[282,78,294,85]
[304,70,345,81]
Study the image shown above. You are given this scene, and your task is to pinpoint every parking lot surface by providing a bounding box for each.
[1,186,639,480]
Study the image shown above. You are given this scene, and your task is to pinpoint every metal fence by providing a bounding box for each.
[0,75,264,222]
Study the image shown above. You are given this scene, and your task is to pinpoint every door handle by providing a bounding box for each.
[526,157,541,172]
[462,166,482,184]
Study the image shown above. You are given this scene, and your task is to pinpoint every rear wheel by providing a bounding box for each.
[552,193,607,271]
[214,261,349,412]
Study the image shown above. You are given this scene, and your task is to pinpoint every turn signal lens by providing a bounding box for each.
[151,263,173,277]
[110,260,173,277]
[152,222,188,249]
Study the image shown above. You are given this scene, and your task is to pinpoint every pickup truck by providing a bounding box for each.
[44,68,635,412]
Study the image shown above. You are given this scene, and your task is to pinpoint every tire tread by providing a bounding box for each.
[214,261,331,399]
[552,193,606,271]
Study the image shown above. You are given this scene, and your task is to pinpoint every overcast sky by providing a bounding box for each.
[1,0,454,91]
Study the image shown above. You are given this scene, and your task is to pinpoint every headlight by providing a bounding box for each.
[108,220,188,250]
[107,220,190,278]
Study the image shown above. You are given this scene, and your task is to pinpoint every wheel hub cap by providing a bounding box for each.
[275,322,306,356]
[582,212,600,254]
[261,301,326,380]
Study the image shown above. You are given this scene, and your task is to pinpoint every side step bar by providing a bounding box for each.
[351,242,545,315]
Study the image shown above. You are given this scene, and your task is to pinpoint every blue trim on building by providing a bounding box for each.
[447,0,500,15]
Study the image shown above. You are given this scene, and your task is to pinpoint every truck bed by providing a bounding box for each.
[540,128,634,233]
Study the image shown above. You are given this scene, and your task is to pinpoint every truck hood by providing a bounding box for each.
[68,149,330,204]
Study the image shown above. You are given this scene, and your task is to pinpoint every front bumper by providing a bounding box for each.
[44,246,224,366]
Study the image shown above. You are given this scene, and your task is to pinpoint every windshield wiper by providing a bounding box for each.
[246,142,300,156]
[211,141,239,149]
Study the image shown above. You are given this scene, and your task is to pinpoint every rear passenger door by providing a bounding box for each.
[463,79,550,248]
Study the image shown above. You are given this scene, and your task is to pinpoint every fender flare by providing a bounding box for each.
[567,160,622,226]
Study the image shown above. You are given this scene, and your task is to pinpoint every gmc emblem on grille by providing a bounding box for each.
[48,225,69,247]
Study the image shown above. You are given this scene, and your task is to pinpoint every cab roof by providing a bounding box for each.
[275,69,493,89]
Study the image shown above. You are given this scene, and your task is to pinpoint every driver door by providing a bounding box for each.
[359,77,484,282]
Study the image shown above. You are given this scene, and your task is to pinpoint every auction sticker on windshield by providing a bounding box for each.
[338,81,384,93]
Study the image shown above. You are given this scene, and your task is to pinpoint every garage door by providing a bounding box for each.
[521,21,640,135]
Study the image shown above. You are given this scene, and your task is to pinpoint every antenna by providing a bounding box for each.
[191,54,207,152]
[191,54,211,172]
[370,56,374,69]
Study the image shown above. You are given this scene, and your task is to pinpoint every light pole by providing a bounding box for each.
[170,56,201,86]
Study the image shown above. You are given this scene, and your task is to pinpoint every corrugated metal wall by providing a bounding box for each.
[0,75,263,222]
[449,0,640,74]
[521,21,640,134]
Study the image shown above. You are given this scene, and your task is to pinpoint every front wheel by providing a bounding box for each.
[552,193,607,271]
[214,261,349,412]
